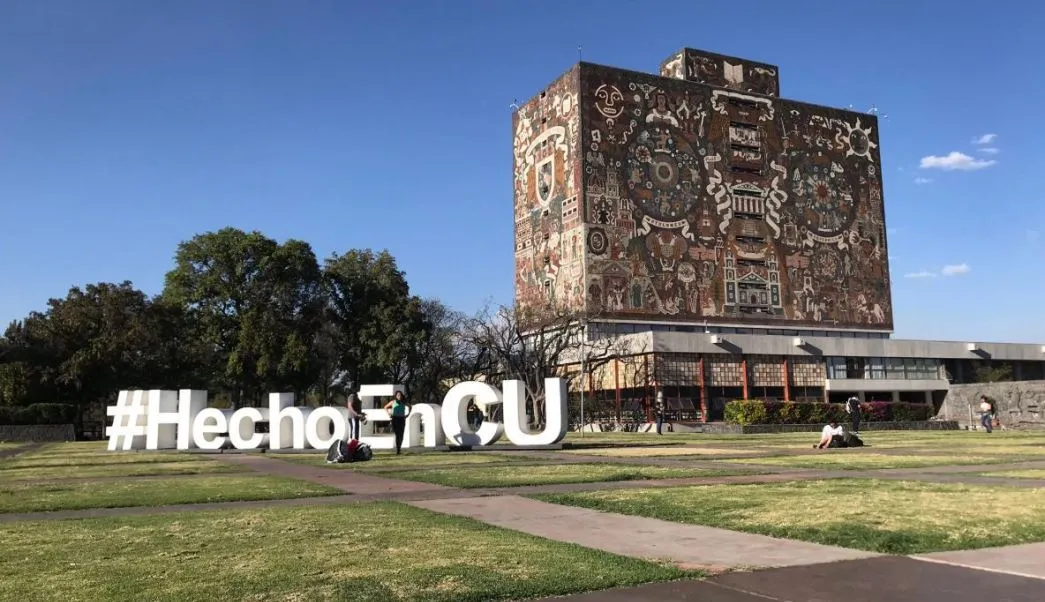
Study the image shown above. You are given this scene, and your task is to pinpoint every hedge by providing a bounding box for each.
[725,400,932,426]
[0,403,78,426]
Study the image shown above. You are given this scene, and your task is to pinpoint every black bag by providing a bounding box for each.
[352,442,373,462]
[326,439,350,463]
[326,439,373,463]
[842,432,864,448]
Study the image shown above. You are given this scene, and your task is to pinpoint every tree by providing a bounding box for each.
[0,282,165,429]
[464,303,635,426]
[323,249,429,392]
[162,228,324,406]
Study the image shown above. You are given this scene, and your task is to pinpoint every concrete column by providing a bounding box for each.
[891,391,900,403]
[924,391,932,405]
[857,392,866,402]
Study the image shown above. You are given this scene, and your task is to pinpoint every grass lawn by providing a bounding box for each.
[0,475,341,514]
[535,479,1045,555]
[0,459,245,482]
[388,463,756,489]
[0,502,695,602]
[274,451,532,472]
[565,446,763,458]
[720,453,1022,471]
[2,452,213,470]
[979,469,1045,479]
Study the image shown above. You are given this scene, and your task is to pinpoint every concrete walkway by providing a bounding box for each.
[915,542,1045,580]
[407,494,878,571]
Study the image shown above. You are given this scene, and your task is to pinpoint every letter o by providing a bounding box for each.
[306,407,347,449]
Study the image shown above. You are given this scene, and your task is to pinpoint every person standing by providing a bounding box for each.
[384,391,410,454]
[845,395,862,433]
[655,390,665,435]
[345,392,365,441]
[979,395,996,433]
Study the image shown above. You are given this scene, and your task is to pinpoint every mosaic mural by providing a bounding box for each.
[577,59,893,330]
[660,48,780,98]
[513,67,585,313]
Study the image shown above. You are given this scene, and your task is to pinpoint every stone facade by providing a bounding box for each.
[939,381,1045,428]
[0,424,76,442]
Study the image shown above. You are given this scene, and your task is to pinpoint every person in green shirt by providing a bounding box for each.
[383,391,410,454]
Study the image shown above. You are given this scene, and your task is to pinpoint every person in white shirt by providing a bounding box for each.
[815,420,845,449]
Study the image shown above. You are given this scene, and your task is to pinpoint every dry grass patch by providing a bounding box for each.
[0,502,695,601]
[536,479,1045,554]
[721,453,1020,471]
[564,446,762,458]
[274,451,530,472]
[979,469,1045,479]
[0,475,340,513]
[0,459,245,482]
[389,463,755,488]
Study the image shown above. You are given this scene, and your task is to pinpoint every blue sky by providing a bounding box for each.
[1,0,1042,343]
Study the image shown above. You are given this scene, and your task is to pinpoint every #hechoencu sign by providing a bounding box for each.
[105,379,568,451]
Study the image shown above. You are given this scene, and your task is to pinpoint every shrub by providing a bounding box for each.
[0,403,78,425]
[776,401,805,424]
[724,399,768,425]
[863,401,892,422]
[724,400,931,425]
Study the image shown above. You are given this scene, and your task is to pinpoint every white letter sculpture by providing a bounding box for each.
[502,379,568,446]
[441,381,504,446]
[106,378,569,452]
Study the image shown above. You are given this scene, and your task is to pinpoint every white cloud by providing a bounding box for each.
[904,263,971,279]
[978,147,1000,154]
[914,177,932,184]
[972,133,997,145]
[941,263,971,276]
[920,152,997,171]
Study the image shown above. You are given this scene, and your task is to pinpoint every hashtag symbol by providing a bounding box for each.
[106,390,148,451]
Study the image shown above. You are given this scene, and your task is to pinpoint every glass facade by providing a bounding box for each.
[826,357,945,380]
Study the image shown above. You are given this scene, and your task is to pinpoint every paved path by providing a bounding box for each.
[407,495,878,571]
[554,556,1045,601]
[915,542,1045,580]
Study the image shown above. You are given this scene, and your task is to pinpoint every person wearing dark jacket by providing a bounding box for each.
[844,396,862,433]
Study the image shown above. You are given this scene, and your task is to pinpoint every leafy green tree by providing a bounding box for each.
[162,228,324,406]
[0,282,165,428]
[323,250,429,393]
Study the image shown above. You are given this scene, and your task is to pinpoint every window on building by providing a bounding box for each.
[867,357,886,380]
[827,357,848,380]
[845,357,864,379]
[885,358,905,379]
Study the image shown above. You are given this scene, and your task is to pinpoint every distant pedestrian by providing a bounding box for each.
[466,399,484,431]
[384,391,410,454]
[345,392,365,440]
[978,395,996,433]
[844,396,862,432]
[655,390,665,435]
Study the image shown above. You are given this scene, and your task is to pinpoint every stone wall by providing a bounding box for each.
[0,424,76,442]
[938,381,1045,428]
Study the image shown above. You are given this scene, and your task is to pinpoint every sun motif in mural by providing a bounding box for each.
[794,166,855,237]
[625,127,703,222]
[840,118,877,161]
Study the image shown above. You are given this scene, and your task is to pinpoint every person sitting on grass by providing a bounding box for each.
[815,420,846,449]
